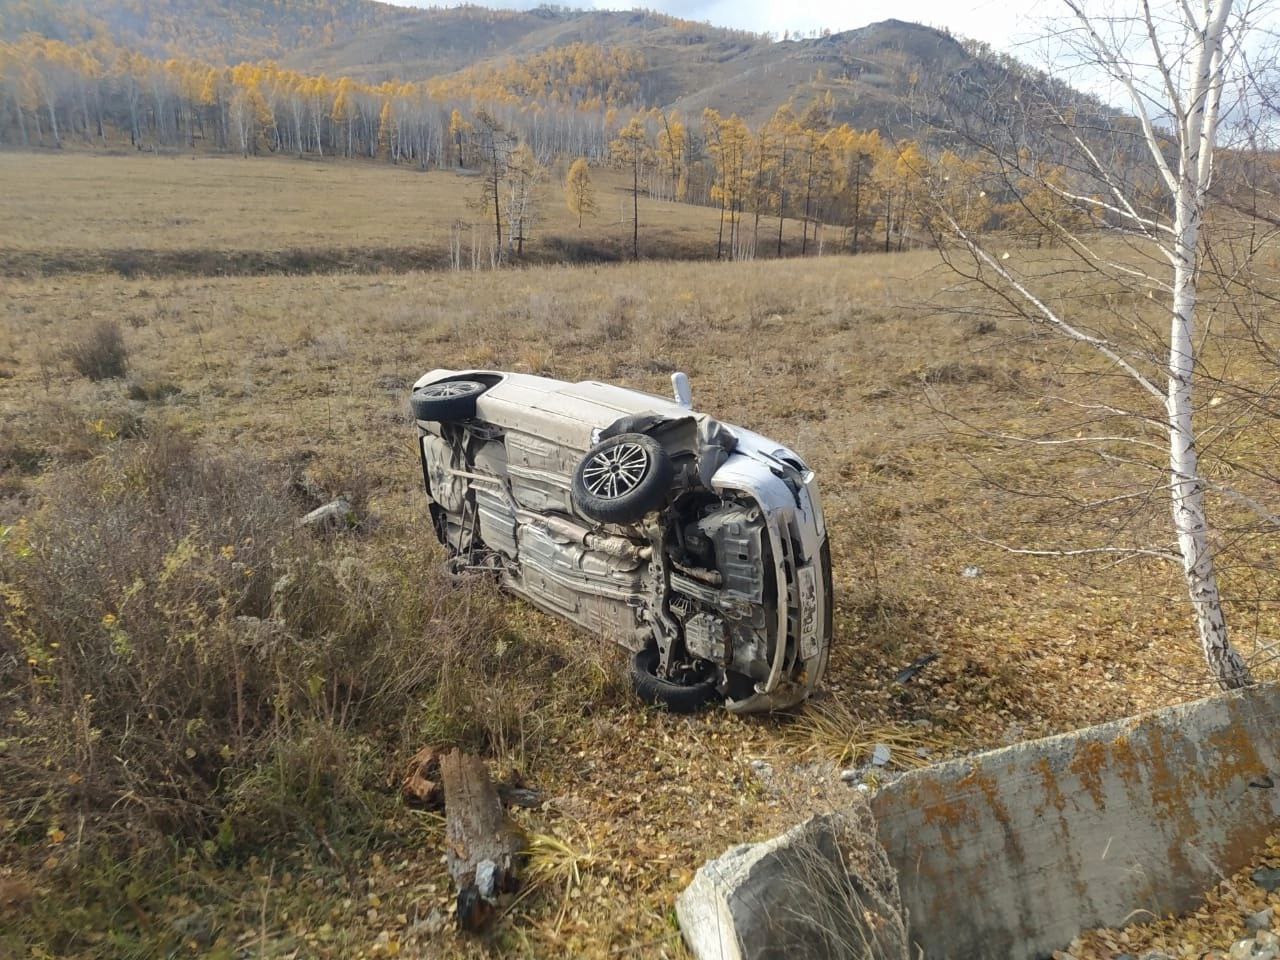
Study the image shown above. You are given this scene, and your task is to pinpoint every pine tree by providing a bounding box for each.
[610,116,650,260]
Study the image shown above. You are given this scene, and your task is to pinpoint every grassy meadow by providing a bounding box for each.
[1,152,1277,958]
[0,152,786,276]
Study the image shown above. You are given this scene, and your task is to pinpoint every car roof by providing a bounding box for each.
[416,368,704,448]
[489,373,692,445]
[537,378,690,418]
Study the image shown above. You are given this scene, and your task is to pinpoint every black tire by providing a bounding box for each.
[600,413,665,441]
[572,433,673,524]
[410,380,488,422]
[631,645,719,713]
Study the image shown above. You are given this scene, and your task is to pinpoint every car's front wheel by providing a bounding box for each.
[572,433,673,524]
[410,379,488,422]
[630,645,718,713]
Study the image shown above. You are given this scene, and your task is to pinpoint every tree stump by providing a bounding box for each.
[439,749,524,932]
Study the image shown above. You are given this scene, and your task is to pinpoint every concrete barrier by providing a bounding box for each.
[677,809,910,960]
[871,683,1280,958]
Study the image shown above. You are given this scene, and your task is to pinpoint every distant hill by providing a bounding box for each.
[657,19,982,130]
[0,2,1105,145]
[280,7,768,105]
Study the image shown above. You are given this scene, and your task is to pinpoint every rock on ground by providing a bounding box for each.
[1255,868,1280,893]
[1247,908,1275,933]
[299,496,354,531]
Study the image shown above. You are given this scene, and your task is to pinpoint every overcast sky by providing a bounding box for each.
[390,0,1054,53]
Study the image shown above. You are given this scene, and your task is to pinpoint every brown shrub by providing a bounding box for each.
[125,377,181,402]
[63,320,128,381]
[598,293,637,343]
[0,429,500,849]
[918,361,993,385]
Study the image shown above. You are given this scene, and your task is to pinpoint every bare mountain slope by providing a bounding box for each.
[287,10,1022,135]
[664,20,978,127]
[283,5,767,104]
[277,5,588,83]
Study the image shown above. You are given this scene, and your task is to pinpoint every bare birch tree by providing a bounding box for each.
[926,0,1276,688]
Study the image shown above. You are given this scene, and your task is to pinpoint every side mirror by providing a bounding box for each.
[671,371,693,409]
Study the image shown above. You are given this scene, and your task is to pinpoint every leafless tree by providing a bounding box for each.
[924,0,1279,689]
[472,110,514,262]
[504,143,546,257]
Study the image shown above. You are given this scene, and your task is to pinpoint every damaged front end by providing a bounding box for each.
[659,428,832,713]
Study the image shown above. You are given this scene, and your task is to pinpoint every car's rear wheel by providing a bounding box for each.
[572,433,673,524]
[630,645,719,713]
[411,380,488,422]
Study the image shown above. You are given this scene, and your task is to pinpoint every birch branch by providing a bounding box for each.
[974,535,1181,563]
[936,207,1168,401]
[1063,0,1182,194]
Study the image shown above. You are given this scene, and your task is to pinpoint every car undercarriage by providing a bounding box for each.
[413,370,832,713]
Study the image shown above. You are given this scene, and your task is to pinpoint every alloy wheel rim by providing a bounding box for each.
[581,442,649,499]
[419,381,480,399]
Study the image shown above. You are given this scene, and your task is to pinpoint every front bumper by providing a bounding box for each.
[711,455,832,713]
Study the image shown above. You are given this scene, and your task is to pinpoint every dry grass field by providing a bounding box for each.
[1,153,1277,958]
[0,152,786,277]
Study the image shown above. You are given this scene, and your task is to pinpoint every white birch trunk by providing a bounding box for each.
[1164,0,1251,688]
[1168,230,1249,687]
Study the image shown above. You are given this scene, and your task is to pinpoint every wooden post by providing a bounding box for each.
[439,749,524,932]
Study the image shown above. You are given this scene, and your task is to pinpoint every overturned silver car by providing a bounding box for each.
[411,369,832,713]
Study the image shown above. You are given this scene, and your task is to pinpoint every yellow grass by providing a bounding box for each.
[0,151,769,265]
[0,152,1277,958]
[787,698,957,770]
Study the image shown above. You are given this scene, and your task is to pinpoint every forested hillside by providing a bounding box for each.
[283,8,1007,132]
[3,3,1080,134]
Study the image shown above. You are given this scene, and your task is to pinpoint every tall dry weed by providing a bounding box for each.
[2,421,632,862]
[63,320,128,381]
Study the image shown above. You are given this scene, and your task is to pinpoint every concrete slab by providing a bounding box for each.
[677,809,909,960]
[870,683,1280,958]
